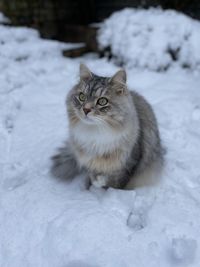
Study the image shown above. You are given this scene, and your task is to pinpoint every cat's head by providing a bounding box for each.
[67,64,132,129]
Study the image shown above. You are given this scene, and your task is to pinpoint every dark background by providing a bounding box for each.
[0,0,199,54]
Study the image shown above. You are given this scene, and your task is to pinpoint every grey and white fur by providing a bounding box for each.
[51,64,163,189]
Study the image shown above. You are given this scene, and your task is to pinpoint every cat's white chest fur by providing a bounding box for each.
[70,120,136,173]
[71,121,129,155]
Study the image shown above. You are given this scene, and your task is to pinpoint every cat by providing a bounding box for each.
[51,64,164,189]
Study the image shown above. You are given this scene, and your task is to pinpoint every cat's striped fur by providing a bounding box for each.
[51,64,164,189]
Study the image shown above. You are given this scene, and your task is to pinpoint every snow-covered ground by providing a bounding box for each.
[1,11,200,267]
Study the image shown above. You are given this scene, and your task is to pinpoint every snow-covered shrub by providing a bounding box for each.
[0,12,10,24]
[0,25,71,62]
[98,8,200,71]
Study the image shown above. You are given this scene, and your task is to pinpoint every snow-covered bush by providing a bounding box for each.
[0,12,10,24]
[0,24,78,62]
[98,8,200,71]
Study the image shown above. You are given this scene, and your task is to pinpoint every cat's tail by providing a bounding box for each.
[50,142,81,181]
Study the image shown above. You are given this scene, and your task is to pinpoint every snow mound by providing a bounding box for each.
[98,8,200,71]
[0,12,10,24]
[0,24,84,64]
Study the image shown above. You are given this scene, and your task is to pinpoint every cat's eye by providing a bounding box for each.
[97,97,108,106]
[79,92,86,101]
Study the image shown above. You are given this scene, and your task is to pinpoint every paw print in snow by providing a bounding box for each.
[170,237,197,265]
[127,211,146,230]
[4,99,21,133]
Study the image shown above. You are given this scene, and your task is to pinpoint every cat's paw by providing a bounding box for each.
[91,175,108,188]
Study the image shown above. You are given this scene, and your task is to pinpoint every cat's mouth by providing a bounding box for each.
[80,112,108,126]
[82,115,96,124]
[77,111,97,125]
[74,108,109,127]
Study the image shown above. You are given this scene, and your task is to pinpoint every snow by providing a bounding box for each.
[98,8,200,71]
[0,12,9,24]
[0,12,200,267]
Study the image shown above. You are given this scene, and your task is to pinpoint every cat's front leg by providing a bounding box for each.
[90,173,109,188]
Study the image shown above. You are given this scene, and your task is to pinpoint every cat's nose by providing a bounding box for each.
[83,107,91,115]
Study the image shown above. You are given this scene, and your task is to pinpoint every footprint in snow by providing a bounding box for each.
[127,211,146,230]
[3,163,28,191]
[3,100,21,133]
[127,190,157,231]
[3,176,27,191]
[169,237,197,266]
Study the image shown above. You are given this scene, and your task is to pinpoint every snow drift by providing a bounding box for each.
[98,8,200,71]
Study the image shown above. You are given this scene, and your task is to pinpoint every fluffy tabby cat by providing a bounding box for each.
[51,64,163,189]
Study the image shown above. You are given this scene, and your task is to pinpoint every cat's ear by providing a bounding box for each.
[80,63,93,81]
[110,69,127,95]
[110,69,126,85]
